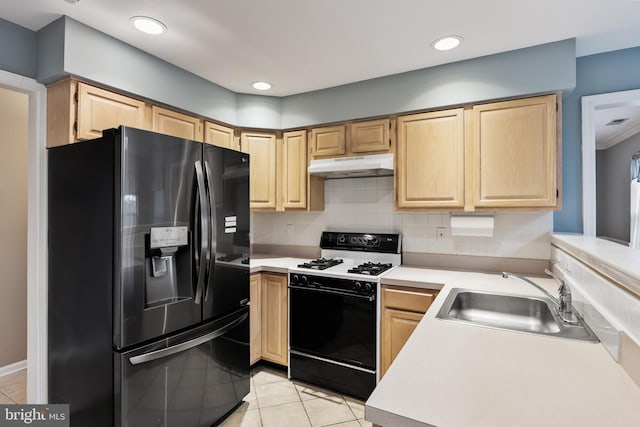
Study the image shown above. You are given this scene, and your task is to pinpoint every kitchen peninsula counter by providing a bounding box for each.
[366,266,640,427]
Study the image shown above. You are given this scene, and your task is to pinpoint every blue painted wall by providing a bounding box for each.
[35,17,65,84]
[0,18,36,79]
[33,17,576,131]
[61,17,239,125]
[554,46,640,233]
[281,40,576,128]
[236,94,282,128]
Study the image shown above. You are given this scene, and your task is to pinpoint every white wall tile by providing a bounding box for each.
[252,176,553,259]
[551,247,640,361]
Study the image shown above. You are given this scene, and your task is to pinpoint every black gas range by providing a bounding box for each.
[288,231,402,400]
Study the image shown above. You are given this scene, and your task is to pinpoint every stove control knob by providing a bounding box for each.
[354,282,362,291]
[292,274,299,284]
[364,283,373,292]
[300,275,308,285]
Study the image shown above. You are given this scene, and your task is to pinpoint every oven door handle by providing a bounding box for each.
[288,284,376,302]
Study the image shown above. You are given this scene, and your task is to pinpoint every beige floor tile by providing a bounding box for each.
[251,367,288,386]
[0,392,15,404]
[302,397,356,427]
[0,370,26,403]
[294,382,344,403]
[358,419,373,427]
[343,396,365,419]
[260,401,311,427]
[219,408,262,427]
[255,381,300,408]
[235,390,258,412]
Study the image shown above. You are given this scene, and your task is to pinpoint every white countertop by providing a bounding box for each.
[249,255,309,274]
[551,233,640,295]
[366,266,640,427]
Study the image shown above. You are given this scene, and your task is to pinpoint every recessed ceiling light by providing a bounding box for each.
[130,16,166,35]
[432,35,463,51]
[252,81,272,91]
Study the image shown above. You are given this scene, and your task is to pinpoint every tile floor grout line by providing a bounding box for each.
[292,379,314,427]
[0,389,16,404]
[343,396,362,421]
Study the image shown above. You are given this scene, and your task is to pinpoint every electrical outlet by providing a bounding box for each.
[286,224,294,237]
[436,227,446,241]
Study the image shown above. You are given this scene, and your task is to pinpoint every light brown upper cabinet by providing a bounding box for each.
[395,94,560,211]
[47,80,147,147]
[282,130,308,209]
[470,94,558,209]
[350,118,392,154]
[204,121,239,150]
[310,125,347,158]
[76,83,147,141]
[151,106,203,141]
[241,132,279,210]
[396,109,465,209]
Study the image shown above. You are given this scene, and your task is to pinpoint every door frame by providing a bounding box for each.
[581,88,640,237]
[0,70,48,403]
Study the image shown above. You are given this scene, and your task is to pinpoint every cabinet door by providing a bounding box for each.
[381,286,438,377]
[471,94,557,208]
[241,132,278,209]
[282,130,307,209]
[397,109,465,208]
[204,121,238,150]
[350,118,390,154]
[250,274,262,365]
[77,82,146,141]
[310,125,346,157]
[381,308,424,377]
[151,106,202,141]
[261,273,288,366]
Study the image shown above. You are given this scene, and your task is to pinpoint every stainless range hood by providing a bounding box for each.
[307,153,394,179]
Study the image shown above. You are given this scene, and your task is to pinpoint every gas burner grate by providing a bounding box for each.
[297,258,344,270]
[347,262,393,276]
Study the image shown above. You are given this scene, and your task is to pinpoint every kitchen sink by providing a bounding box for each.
[436,288,599,342]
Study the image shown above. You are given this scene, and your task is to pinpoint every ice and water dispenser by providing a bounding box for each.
[145,226,190,308]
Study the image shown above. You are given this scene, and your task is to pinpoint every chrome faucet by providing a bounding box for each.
[502,269,578,324]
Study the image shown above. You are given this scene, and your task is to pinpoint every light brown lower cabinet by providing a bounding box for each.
[249,272,288,366]
[249,274,262,365]
[380,285,439,377]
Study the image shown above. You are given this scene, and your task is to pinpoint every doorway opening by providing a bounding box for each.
[0,70,47,404]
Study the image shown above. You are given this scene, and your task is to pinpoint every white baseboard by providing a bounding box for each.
[0,360,27,377]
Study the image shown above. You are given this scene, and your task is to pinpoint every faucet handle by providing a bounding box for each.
[544,268,566,289]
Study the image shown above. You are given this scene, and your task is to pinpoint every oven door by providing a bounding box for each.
[289,283,376,370]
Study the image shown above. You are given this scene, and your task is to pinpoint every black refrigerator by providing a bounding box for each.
[48,126,250,427]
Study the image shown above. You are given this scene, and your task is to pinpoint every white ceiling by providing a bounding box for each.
[1,0,640,97]
[595,102,640,150]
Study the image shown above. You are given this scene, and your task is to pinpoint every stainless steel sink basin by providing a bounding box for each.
[436,288,599,342]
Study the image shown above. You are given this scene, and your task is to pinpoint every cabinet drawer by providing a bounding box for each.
[382,286,438,313]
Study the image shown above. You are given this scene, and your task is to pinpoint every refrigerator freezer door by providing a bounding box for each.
[203,146,250,321]
[114,307,250,427]
[115,127,204,349]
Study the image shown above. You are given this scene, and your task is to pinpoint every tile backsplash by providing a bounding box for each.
[552,246,640,361]
[252,176,552,260]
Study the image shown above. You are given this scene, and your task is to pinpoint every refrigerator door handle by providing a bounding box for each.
[204,160,217,302]
[128,311,248,366]
[194,160,209,305]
